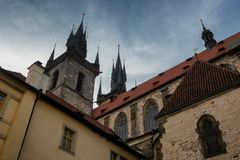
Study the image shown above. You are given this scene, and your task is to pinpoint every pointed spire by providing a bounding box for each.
[111,58,116,91]
[84,25,87,38]
[75,12,85,38]
[46,44,56,67]
[135,79,137,87]
[98,77,102,96]
[66,25,75,48]
[94,46,99,65]
[200,19,206,31]
[116,43,122,68]
[122,59,127,82]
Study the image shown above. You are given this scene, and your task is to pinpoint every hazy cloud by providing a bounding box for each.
[0,0,239,104]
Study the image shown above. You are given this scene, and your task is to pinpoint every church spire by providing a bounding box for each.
[122,59,127,83]
[200,19,217,49]
[97,77,102,96]
[46,44,56,67]
[94,46,99,65]
[72,12,88,58]
[110,43,127,93]
[75,13,85,36]
[66,25,75,50]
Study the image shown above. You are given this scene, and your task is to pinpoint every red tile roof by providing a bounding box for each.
[158,61,240,117]
[92,32,240,119]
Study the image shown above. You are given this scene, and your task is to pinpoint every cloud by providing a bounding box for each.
[0,0,239,106]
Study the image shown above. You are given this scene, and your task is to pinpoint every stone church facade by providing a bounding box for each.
[23,15,240,160]
[92,21,240,160]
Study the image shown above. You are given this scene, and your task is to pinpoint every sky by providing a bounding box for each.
[0,0,240,103]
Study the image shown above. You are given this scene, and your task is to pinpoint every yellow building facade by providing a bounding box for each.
[0,68,143,160]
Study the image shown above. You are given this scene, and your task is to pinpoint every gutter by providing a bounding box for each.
[17,89,42,160]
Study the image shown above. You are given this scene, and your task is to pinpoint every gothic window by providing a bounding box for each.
[130,104,138,137]
[197,115,226,158]
[144,100,158,133]
[130,104,137,121]
[50,70,59,90]
[114,112,128,141]
[76,72,84,92]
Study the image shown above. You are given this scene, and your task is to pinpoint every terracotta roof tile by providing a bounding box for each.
[92,32,240,119]
[158,61,240,117]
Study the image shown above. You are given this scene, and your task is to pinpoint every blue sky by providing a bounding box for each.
[0,0,240,103]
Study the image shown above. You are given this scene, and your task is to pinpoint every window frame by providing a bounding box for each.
[196,114,226,158]
[114,112,128,141]
[59,124,77,155]
[49,70,59,90]
[143,100,158,133]
[76,71,84,93]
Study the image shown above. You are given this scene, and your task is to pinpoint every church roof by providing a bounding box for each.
[92,32,240,119]
[157,61,240,118]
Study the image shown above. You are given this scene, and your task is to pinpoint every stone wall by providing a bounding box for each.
[157,87,240,160]
[48,57,96,115]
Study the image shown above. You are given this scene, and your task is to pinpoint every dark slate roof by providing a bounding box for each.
[157,61,240,118]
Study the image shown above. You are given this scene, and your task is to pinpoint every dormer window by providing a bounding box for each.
[50,70,59,90]
[76,72,84,93]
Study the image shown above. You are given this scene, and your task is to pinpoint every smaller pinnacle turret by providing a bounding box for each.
[46,44,56,67]
[67,12,87,58]
[200,19,217,49]
[110,43,127,93]
[94,46,100,65]
[97,77,102,96]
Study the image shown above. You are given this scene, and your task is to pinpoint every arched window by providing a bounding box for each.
[76,72,84,92]
[114,112,128,141]
[144,100,158,133]
[197,115,226,158]
[50,70,59,90]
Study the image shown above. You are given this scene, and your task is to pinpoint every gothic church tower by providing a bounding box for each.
[45,15,100,115]
[97,44,127,104]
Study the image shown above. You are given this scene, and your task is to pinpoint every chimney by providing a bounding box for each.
[25,61,50,93]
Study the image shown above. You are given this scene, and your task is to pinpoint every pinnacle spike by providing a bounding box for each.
[200,19,206,30]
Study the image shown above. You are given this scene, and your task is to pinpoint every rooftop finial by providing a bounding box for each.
[194,48,200,63]
[118,42,120,55]
[82,11,85,23]
[135,79,137,87]
[200,19,206,31]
